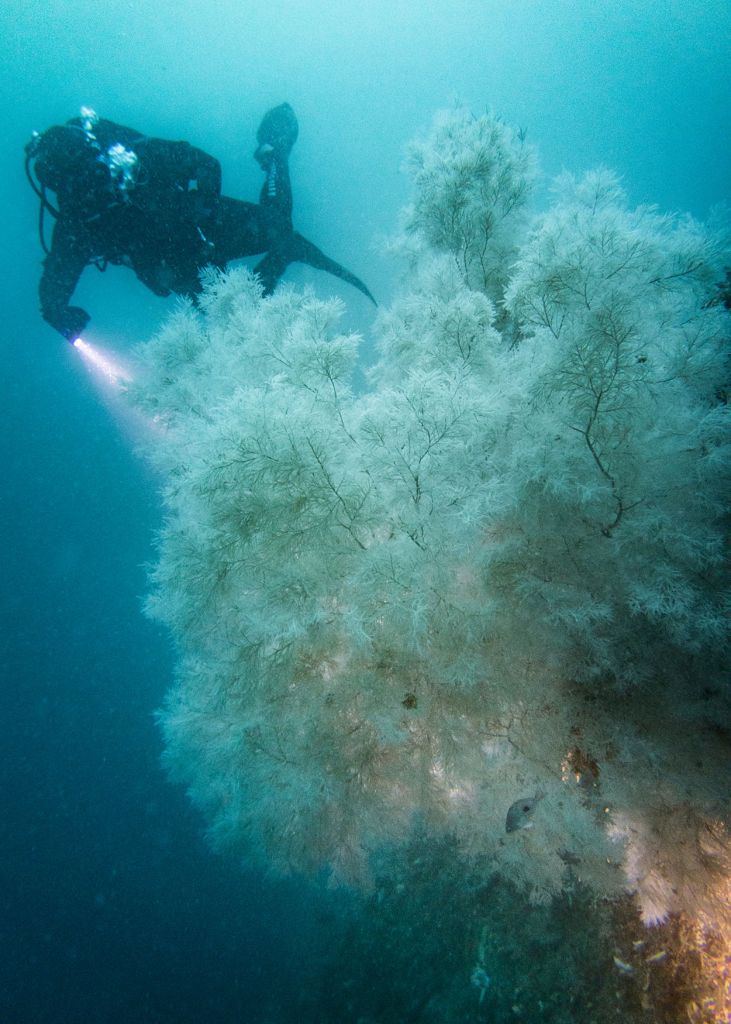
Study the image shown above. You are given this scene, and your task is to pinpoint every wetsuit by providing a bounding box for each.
[31,108,374,341]
[36,117,224,339]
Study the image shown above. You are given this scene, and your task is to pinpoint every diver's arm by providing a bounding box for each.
[39,219,91,341]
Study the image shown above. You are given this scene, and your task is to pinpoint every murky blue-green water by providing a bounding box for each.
[2,2,728,1021]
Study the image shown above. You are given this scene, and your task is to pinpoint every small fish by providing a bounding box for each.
[613,956,634,974]
[505,792,544,833]
[645,950,667,964]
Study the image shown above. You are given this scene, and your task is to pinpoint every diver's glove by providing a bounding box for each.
[57,305,90,343]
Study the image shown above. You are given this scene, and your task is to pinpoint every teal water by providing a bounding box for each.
[1,3,729,1022]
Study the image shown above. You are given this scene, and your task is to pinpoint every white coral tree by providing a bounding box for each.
[133,108,729,951]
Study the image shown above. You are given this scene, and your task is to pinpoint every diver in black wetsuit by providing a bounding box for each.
[26,104,375,342]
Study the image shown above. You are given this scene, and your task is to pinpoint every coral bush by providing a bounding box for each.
[396,106,536,304]
[132,108,729,973]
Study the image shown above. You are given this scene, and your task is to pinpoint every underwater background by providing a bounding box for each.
[1,2,729,1022]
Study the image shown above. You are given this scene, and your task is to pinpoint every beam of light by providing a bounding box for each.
[69,335,164,446]
[72,336,132,390]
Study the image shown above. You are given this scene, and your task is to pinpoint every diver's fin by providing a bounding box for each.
[256,103,299,157]
[253,247,296,297]
[291,233,376,305]
[254,232,377,305]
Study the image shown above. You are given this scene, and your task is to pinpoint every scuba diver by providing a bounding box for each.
[25,104,375,342]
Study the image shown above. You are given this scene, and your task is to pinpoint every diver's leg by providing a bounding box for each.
[210,196,268,265]
[199,107,300,291]
[254,103,298,246]
[259,154,293,226]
